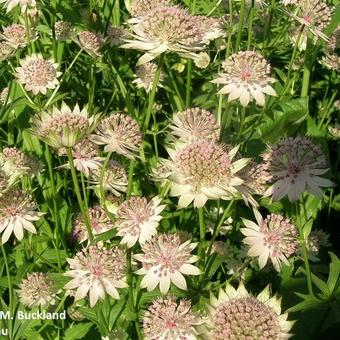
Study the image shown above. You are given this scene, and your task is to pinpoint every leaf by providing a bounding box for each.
[63,322,93,340]
[327,252,340,294]
[287,293,324,312]
[310,273,330,298]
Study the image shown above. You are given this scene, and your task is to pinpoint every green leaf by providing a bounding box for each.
[327,252,340,294]
[63,322,93,340]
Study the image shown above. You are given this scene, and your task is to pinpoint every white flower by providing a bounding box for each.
[0,0,35,12]
[134,234,200,294]
[15,54,61,95]
[64,245,127,307]
[115,196,165,247]
[132,62,164,93]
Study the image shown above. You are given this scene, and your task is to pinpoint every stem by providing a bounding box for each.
[237,106,246,140]
[206,200,234,257]
[247,1,255,50]
[80,172,88,208]
[1,245,14,339]
[164,58,184,111]
[127,159,135,198]
[301,35,313,97]
[113,0,120,26]
[295,202,314,297]
[235,0,246,52]
[198,208,205,266]
[143,54,164,132]
[264,0,275,49]
[185,59,193,108]
[66,147,93,242]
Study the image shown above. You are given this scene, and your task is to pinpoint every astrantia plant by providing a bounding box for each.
[0,0,338,338]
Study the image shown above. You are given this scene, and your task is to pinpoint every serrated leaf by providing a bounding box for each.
[63,322,93,340]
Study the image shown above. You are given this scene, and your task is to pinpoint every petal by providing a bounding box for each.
[170,271,187,290]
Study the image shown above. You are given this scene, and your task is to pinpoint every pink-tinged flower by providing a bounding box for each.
[122,6,214,65]
[132,62,164,93]
[91,113,142,159]
[143,296,202,339]
[64,245,127,307]
[170,107,220,144]
[166,141,248,208]
[18,272,57,308]
[0,23,37,49]
[91,160,128,196]
[207,282,294,339]
[282,0,298,5]
[262,137,333,201]
[15,54,61,95]
[241,212,298,271]
[115,196,165,247]
[106,25,128,46]
[73,205,112,243]
[0,87,9,105]
[59,139,103,177]
[0,42,15,61]
[0,190,43,244]
[0,0,35,12]
[0,169,13,195]
[128,0,172,18]
[134,234,200,294]
[212,51,277,107]
[32,102,98,149]
[77,31,104,57]
[54,21,75,41]
[0,146,41,178]
[320,54,340,71]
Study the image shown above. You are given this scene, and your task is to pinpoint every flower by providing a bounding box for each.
[262,137,333,201]
[298,230,330,262]
[128,0,172,18]
[193,52,210,69]
[54,21,75,41]
[0,87,9,105]
[170,107,220,144]
[105,25,128,46]
[73,205,112,243]
[91,160,128,196]
[122,6,213,65]
[0,189,43,244]
[320,53,340,71]
[134,233,200,294]
[64,245,127,307]
[241,212,298,271]
[77,31,104,57]
[212,51,277,106]
[329,124,340,140]
[132,62,164,93]
[15,54,61,95]
[207,282,294,339]
[0,23,36,49]
[59,139,103,177]
[0,42,15,61]
[0,0,35,12]
[115,196,165,247]
[166,141,248,208]
[32,102,98,149]
[18,272,57,308]
[142,296,202,339]
[91,113,142,159]
[0,146,41,177]
[0,169,14,195]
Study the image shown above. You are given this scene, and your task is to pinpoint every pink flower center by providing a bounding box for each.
[241,68,252,81]
[166,320,177,329]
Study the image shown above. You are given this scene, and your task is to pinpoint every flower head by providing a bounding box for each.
[15,54,61,95]
[0,0,35,12]
[0,87,9,105]
[0,146,41,177]
[77,31,104,57]
[18,272,57,308]
[32,102,98,149]
[115,196,165,247]
[0,189,43,244]
[106,25,128,46]
[128,0,172,18]
[166,141,248,208]
[320,53,340,71]
[91,113,142,159]
[0,42,15,61]
[0,23,36,49]
[241,212,298,271]
[143,296,202,339]
[91,160,128,196]
[212,51,277,106]
[122,6,211,65]
[59,139,103,177]
[73,205,112,243]
[54,21,75,41]
[170,107,220,143]
[262,137,333,201]
[207,283,294,339]
[64,244,127,307]
[132,62,164,93]
[134,233,200,294]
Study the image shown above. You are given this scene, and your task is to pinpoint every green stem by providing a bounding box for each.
[127,159,135,198]
[113,0,120,26]
[247,1,255,50]
[198,208,205,266]
[66,147,93,243]
[237,106,246,140]
[143,54,164,132]
[164,58,184,111]
[301,35,313,97]
[206,200,234,257]
[80,172,88,208]
[99,152,112,212]
[1,245,14,340]
[235,0,246,52]
[263,0,275,49]
[185,59,193,108]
